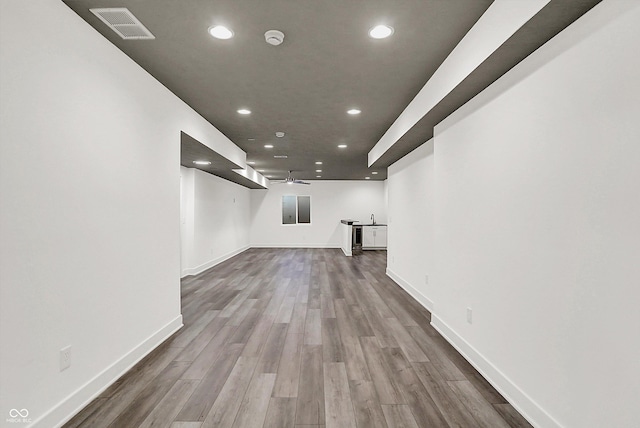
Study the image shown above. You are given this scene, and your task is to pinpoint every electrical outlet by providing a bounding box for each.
[60,346,71,371]
[466,308,473,324]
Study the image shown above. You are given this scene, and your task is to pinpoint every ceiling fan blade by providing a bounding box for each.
[269,171,310,185]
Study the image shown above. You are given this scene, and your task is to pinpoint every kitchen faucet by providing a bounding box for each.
[371,213,375,225]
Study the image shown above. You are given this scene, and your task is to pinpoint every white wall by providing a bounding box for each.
[180,167,251,277]
[428,1,640,427]
[386,141,435,311]
[250,181,386,247]
[180,168,196,273]
[0,1,247,426]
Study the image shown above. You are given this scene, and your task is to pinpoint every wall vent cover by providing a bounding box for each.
[89,8,155,40]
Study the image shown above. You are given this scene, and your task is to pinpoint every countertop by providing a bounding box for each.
[340,220,387,226]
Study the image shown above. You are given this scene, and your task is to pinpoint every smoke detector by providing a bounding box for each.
[275,131,285,138]
[265,30,285,46]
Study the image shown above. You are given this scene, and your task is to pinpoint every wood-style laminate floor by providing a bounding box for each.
[65,248,532,428]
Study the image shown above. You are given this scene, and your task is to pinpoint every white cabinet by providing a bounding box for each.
[362,227,375,248]
[362,225,387,249]
[376,226,387,248]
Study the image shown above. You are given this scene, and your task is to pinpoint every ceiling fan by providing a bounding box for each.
[271,170,310,185]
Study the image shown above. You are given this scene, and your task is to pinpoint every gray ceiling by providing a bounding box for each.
[62,0,600,187]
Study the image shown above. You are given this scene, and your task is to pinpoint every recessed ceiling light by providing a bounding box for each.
[237,109,251,115]
[248,138,255,141]
[315,161,323,165]
[257,169,265,172]
[365,177,371,180]
[347,109,361,115]
[193,160,211,165]
[369,25,394,39]
[316,169,322,173]
[209,25,234,40]
[264,144,274,149]
[247,161,255,165]
[338,144,347,149]
[372,171,378,174]
[316,175,322,178]
[275,132,285,138]
[274,155,288,159]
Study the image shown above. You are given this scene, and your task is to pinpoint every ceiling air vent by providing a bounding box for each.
[89,8,155,40]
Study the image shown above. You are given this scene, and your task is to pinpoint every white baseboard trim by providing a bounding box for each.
[386,268,434,312]
[431,315,560,428]
[181,245,250,278]
[35,315,183,428]
[250,244,339,249]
